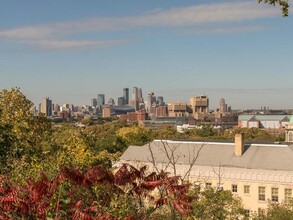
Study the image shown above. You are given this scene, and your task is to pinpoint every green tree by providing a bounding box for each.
[252,201,293,220]
[83,120,127,153]
[116,126,154,146]
[224,128,275,142]
[0,88,52,173]
[154,126,185,139]
[258,0,289,17]
[190,187,244,220]
[186,125,216,138]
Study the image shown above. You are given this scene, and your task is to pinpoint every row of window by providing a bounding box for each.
[231,184,292,203]
[244,208,269,218]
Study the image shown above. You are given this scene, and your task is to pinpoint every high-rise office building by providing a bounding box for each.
[146,92,154,112]
[117,97,125,106]
[53,103,60,113]
[219,98,227,112]
[123,88,129,105]
[91,98,98,108]
[38,103,41,113]
[41,97,52,116]
[130,87,144,111]
[129,99,139,111]
[157,96,164,106]
[132,87,139,101]
[132,87,143,102]
[138,88,143,103]
[97,94,105,109]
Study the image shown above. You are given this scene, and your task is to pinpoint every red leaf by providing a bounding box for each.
[173,200,187,216]
[155,198,168,207]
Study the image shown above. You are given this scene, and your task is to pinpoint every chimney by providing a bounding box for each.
[235,133,244,156]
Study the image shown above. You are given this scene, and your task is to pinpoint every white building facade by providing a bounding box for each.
[119,136,293,217]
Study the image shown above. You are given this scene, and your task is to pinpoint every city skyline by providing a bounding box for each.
[0,1,293,109]
[32,86,291,111]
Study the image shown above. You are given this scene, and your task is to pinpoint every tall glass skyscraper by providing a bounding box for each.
[97,94,105,109]
[123,88,129,104]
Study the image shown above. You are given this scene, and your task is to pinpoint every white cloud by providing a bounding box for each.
[0,1,278,50]
[181,25,266,35]
[20,39,128,50]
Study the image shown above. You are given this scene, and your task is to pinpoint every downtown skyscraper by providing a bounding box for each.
[97,94,105,109]
[41,97,52,116]
[123,88,129,105]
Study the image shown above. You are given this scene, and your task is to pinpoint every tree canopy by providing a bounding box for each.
[259,0,289,16]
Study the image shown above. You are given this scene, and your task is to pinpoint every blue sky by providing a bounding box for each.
[0,0,292,109]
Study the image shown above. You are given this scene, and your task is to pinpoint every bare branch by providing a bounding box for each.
[212,164,225,190]
[182,143,205,181]
[147,142,160,173]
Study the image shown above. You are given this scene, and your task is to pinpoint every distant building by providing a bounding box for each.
[157,96,164,106]
[61,104,74,112]
[219,98,227,112]
[137,110,148,121]
[238,114,292,129]
[138,88,143,103]
[156,105,168,117]
[167,102,191,117]
[123,88,129,105]
[38,103,41,113]
[59,111,71,119]
[146,92,154,113]
[285,118,293,142]
[141,117,187,129]
[91,98,97,108]
[107,98,115,106]
[53,103,60,113]
[119,112,137,122]
[129,99,139,111]
[190,95,209,114]
[102,106,111,118]
[119,110,147,123]
[129,87,141,111]
[132,87,139,101]
[128,86,144,111]
[41,97,52,116]
[149,106,157,116]
[111,106,135,115]
[97,94,105,109]
[117,97,125,106]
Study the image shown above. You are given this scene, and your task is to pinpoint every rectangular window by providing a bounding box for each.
[271,188,278,202]
[232,184,237,193]
[285,189,292,203]
[244,209,250,217]
[244,185,250,194]
[259,187,266,201]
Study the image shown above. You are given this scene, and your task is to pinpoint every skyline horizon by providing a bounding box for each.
[10,85,293,110]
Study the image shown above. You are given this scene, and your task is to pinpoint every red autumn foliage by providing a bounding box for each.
[0,164,194,219]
